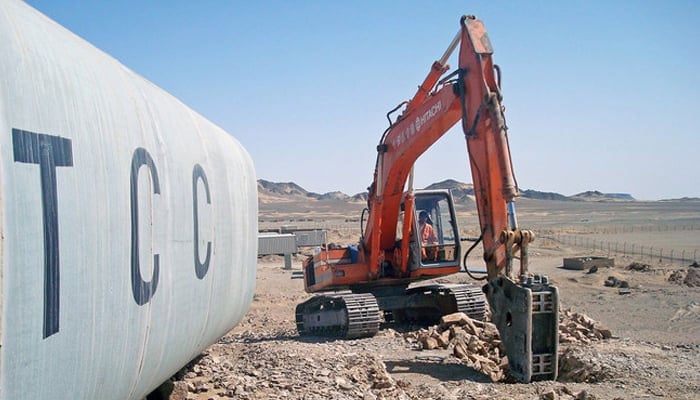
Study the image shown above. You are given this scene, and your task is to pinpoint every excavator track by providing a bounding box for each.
[402,283,488,322]
[296,293,381,339]
[445,283,488,320]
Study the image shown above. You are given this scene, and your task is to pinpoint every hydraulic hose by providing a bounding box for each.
[462,234,487,281]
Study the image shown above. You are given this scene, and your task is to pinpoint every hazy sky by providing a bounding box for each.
[26,1,700,200]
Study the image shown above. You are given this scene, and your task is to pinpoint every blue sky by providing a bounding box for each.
[26,1,700,200]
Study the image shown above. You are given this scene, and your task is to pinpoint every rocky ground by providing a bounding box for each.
[157,241,700,400]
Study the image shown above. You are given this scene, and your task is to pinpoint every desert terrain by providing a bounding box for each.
[161,188,700,400]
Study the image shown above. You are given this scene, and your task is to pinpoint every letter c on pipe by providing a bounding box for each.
[130,147,160,306]
[192,164,211,279]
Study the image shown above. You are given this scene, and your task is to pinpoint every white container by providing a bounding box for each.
[0,1,258,398]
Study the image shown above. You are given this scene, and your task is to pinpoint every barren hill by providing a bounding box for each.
[258,179,369,203]
[425,179,475,203]
[258,179,310,197]
[572,190,636,202]
[257,179,636,203]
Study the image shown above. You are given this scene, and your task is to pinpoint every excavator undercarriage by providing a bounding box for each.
[296,277,559,381]
[296,283,487,339]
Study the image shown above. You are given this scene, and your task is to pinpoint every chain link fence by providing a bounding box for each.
[541,224,700,235]
[542,232,699,267]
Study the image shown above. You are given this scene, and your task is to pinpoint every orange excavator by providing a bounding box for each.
[296,15,559,382]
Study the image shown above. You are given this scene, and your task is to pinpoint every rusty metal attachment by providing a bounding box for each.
[500,229,535,277]
[485,274,559,383]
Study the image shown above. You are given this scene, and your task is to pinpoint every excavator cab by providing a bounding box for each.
[410,190,460,269]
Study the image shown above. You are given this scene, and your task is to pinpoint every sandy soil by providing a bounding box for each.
[165,199,700,400]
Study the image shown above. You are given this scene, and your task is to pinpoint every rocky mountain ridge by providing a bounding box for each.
[258,179,641,202]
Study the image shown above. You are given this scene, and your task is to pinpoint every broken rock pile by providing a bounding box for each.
[686,267,700,287]
[559,309,612,344]
[558,346,614,383]
[171,338,406,400]
[404,310,613,382]
[603,276,629,288]
[625,262,651,272]
[668,265,700,287]
[405,312,507,382]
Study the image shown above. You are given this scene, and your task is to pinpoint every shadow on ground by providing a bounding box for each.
[385,358,491,383]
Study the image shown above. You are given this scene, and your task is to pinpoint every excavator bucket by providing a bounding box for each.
[485,275,559,382]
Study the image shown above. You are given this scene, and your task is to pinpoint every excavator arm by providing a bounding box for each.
[364,16,518,280]
[362,16,559,382]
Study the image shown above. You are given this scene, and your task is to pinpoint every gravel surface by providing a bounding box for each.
[155,252,699,400]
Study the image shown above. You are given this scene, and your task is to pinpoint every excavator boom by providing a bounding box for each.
[364,16,518,280]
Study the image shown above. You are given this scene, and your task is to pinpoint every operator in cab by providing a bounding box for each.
[418,210,438,260]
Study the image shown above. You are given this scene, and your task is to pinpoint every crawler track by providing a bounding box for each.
[402,283,488,322]
[296,284,487,339]
[296,293,381,339]
[445,283,488,320]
